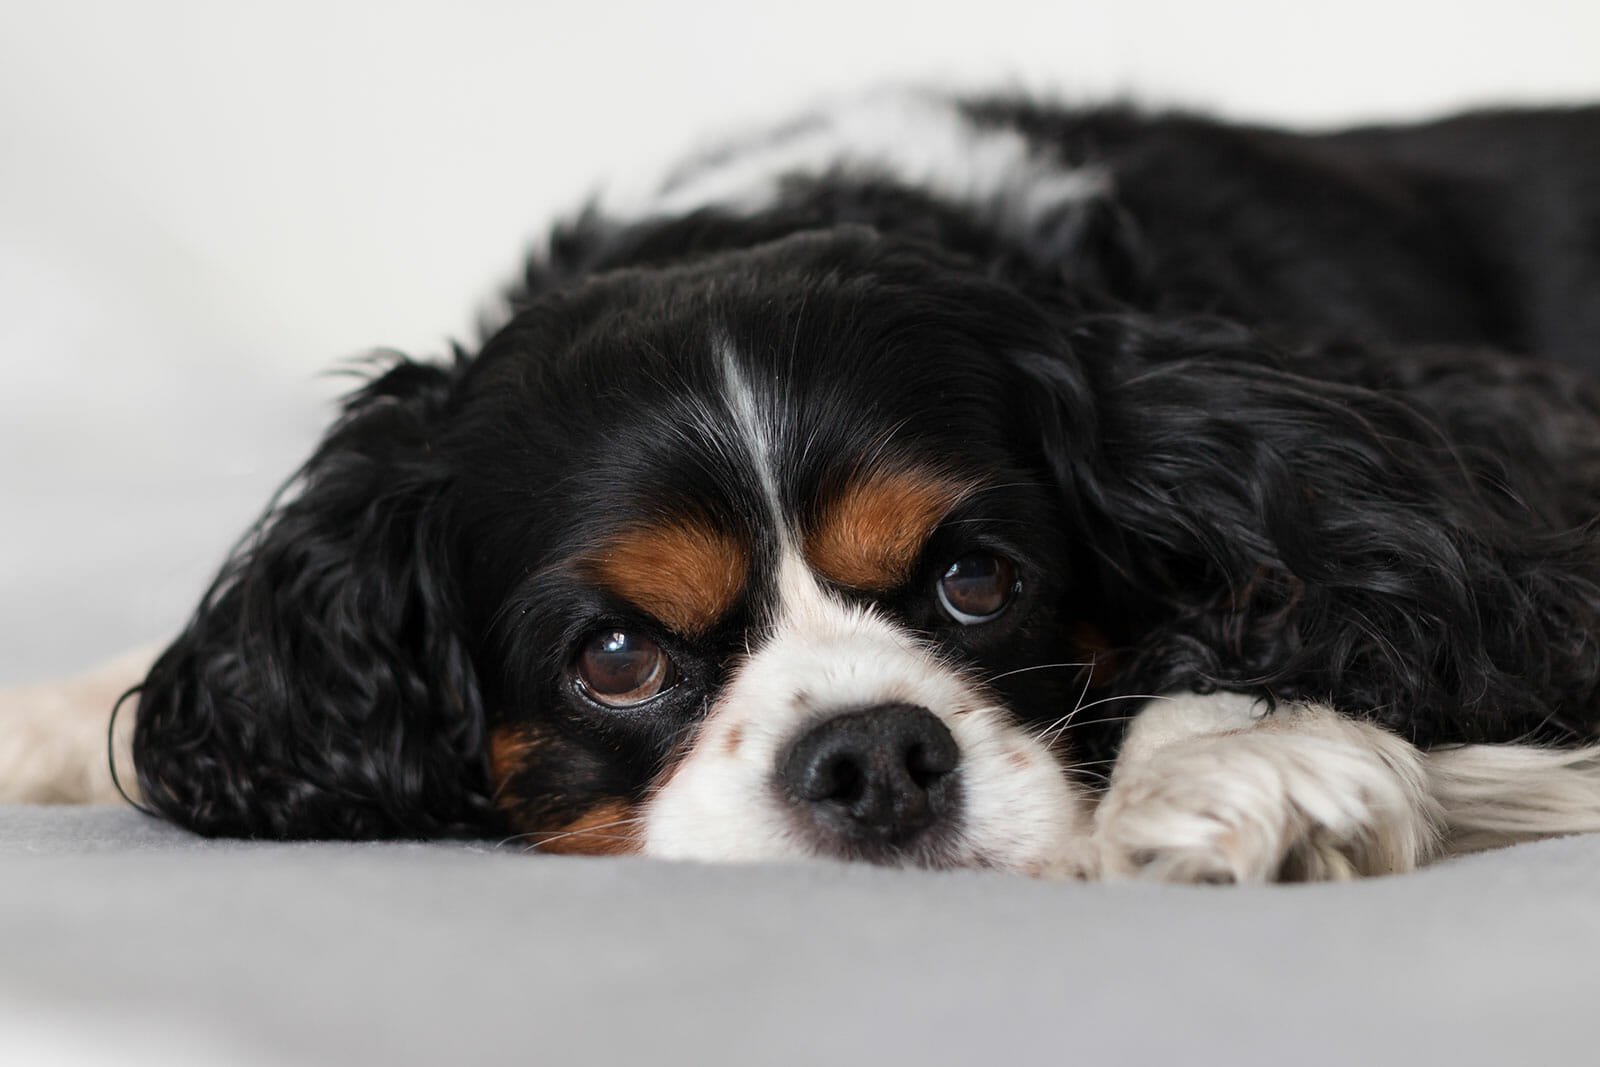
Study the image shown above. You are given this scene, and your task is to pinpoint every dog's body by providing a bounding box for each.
[17,93,1600,880]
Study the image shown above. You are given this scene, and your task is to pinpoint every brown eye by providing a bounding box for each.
[936,553,1018,624]
[574,630,677,707]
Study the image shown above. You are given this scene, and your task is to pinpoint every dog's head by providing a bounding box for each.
[134,221,1525,869]
[462,230,1109,872]
[132,226,1119,871]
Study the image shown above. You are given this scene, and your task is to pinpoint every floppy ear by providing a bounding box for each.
[133,356,499,838]
[1016,314,1600,746]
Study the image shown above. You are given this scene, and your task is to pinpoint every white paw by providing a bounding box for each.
[0,647,152,804]
[1093,710,1440,883]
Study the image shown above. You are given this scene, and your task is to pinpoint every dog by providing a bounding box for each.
[24,91,1600,881]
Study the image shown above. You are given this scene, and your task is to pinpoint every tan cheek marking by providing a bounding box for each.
[489,725,539,798]
[536,800,642,856]
[490,727,642,856]
[588,519,748,636]
[806,468,972,592]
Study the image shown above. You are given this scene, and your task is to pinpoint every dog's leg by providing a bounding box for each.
[0,648,153,804]
[1093,693,1442,883]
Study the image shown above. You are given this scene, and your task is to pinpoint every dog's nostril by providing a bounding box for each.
[906,738,957,788]
[780,703,960,849]
[812,754,866,805]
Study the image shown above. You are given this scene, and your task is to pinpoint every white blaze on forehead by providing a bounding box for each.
[603,90,1110,236]
[642,546,1093,874]
[716,336,787,532]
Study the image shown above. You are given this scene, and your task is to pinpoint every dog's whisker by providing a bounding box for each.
[517,831,643,850]
[986,661,1097,683]
[517,833,643,854]
[501,815,650,851]
[1062,756,1121,767]
[1032,690,1168,745]
[1046,713,1137,736]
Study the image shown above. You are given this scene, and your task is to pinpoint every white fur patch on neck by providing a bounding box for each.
[605,90,1110,234]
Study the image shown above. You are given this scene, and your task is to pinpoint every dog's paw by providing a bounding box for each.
[0,647,151,804]
[1093,712,1439,883]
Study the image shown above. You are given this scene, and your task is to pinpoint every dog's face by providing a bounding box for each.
[448,229,1100,871]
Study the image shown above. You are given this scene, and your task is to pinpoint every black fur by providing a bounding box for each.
[134,99,1600,840]
[134,358,498,837]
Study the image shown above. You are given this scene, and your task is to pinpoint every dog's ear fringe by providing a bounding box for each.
[132,355,500,839]
[1020,314,1600,748]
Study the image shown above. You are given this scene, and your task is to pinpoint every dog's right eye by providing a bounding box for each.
[936,552,1019,625]
[573,630,679,707]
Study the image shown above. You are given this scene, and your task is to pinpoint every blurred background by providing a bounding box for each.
[4,0,1598,682]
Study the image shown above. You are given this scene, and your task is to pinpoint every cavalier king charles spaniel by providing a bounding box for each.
[29,92,1600,882]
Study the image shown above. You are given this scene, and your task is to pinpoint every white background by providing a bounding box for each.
[3,0,1598,680]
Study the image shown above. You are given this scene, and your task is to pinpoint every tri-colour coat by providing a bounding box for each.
[128,94,1600,880]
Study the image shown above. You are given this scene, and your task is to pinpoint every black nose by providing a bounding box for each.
[780,703,960,851]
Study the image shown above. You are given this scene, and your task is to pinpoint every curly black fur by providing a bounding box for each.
[134,358,500,837]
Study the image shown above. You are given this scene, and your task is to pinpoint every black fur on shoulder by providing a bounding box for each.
[132,355,499,838]
[1015,315,1600,761]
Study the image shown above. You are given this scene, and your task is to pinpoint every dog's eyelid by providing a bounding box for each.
[920,515,1035,576]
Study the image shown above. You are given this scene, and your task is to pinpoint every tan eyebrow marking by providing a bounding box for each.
[489,725,541,795]
[805,467,974,592]
[587,518,749,636]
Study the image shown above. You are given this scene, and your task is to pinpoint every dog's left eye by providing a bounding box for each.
[573,630,679,707]
[936,553,1019,624]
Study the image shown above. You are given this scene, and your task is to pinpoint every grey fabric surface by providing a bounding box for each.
[3,804,1598,1066]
